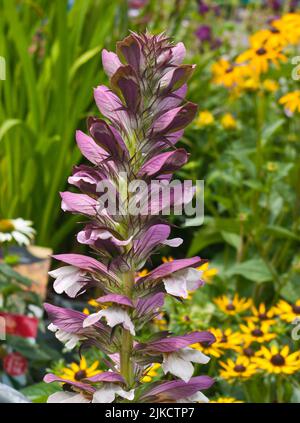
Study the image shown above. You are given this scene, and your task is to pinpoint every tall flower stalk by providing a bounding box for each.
[44,32,215,403]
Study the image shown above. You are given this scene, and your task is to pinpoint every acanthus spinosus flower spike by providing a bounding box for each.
[45,31,215,403]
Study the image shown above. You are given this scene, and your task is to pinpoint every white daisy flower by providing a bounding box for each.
[0,218,35,246]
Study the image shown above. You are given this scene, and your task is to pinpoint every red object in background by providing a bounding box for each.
[0,312,38,338]
[3,352,28,376]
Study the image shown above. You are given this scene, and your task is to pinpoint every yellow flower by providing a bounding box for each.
[214,294,252,316]
[250,27,289,49]
[191,327,242,357]
[239,321,276,346]
[273,299,300,323]
[59,357,102,382]
[141,363,161,383]
[236,41,287,75]
[137,269,149,277]
[211,59,247,88]
[162,256,174,263]
[272,14,300,45]
[262,79,279,93]
[279,91,300,114]
[210,397,244,403]
[235,345,260,362]
[217,328,243,351]
[253,345,300,375]
[153,313,168,331]
[88,299,100,308]
[197,262,218,283]
[219,356,257,381]
[221,113,237,130]
[195,111,214,128]
[191,328,224,358]
[245,303,276,324]
[267,162,278,172]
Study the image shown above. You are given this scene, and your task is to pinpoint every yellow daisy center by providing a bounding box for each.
[0,219,15,233]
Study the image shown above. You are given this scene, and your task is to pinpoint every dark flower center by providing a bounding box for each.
[292,305,300,314]
[258,313,268,320]
[226,303,235,311]
[243,347,254,357]
[182,315,190,322]
[225,67,234,74]
[200,341,210,348]
[270,354,285,366]
[234,365,246,373]
[251,329,264,337]
[220,335,228,343]
[270,27,280,34]
[75,370,87,381]
[256,48,267,55]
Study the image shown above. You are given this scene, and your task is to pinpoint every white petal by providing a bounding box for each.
[163,274,188,298]
[92,384,118,403]
[179,347,210,364]
[163,237,183,247]
[47,392,89,403]
[162,352,194,382]
[177,391,209,403]
[83,311,103,327]
[98,307,135,335]
[48,323,58,332]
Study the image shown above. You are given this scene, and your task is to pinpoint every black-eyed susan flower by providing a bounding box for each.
[197,262,218,283]
[279,91,300,114]
[191,328,224,358]
[210,397,244,403]
[236,40,287,75]
[59,356,102,382]
[262,79,279,93]
[253,345,300,375]
[214,294,252,316]
[221,113,237,130]
[272,13,300,45]
[239,321,276,346]
[219,356,257,381]
[245,303,276,324]
[195,111,214,128]
[141,363,161,383]
[211,59,247,88]
[217,328,243,351]
[236,345,258,362]
[273,299,300,323]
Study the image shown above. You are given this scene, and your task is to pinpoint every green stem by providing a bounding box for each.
[120,270,135,387]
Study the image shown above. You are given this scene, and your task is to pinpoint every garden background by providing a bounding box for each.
[0,0,300,403]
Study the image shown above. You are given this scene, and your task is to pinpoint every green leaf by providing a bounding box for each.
[225,258,273,283]
[21,382,61,403]
[266,225,300,241]
[0,263,32,287]
[262,119,285,145]
[221,231,241,250]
